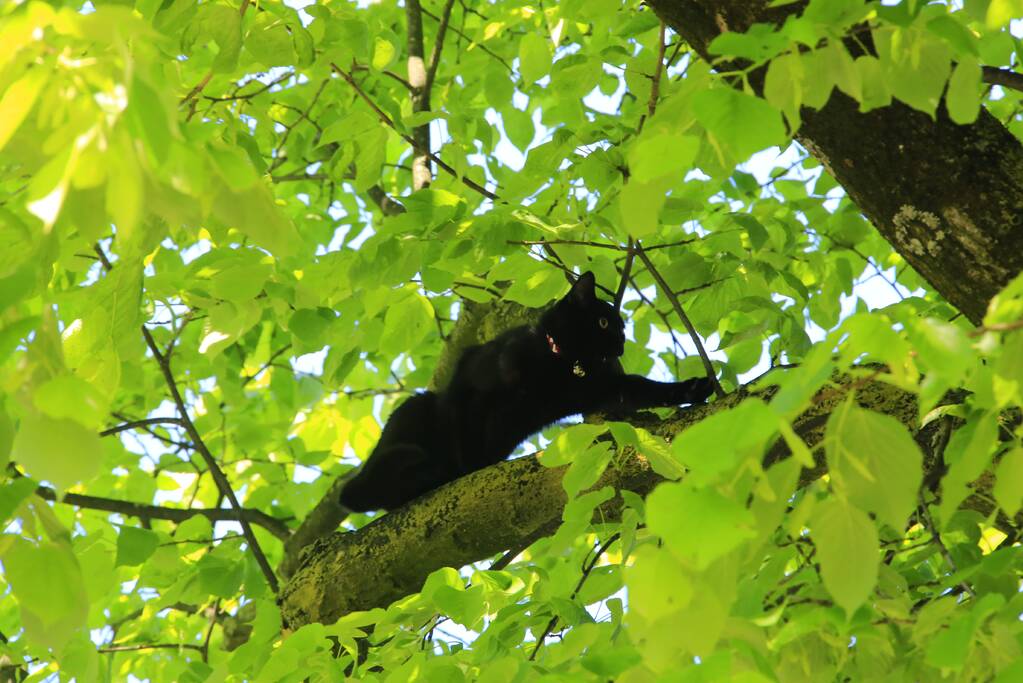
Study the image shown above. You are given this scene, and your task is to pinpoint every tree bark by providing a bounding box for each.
[646,0,1023,324]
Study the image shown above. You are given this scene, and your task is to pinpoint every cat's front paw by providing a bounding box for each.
[681,376,716,404]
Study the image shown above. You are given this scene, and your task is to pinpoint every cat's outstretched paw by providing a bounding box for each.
[683,376,716,404]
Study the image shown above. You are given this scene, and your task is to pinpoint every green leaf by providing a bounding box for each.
[692,88,787,162]
[924,614,974,670]
[115,526,159,567]
[625,545,692,620]
[938,411,999,526]
[562,442,613,496]
[672,399,779,485]
[371,36,397,71]
[4,539,89,629]
[11,413,103,491]
[519,32,552,84]
[825,400,923,530]
[197,551,246,598]
[986,0,1023,29]
[618,177,670,238]
[0,68,47,152]
[33,374,108,431]
[647,481,756,569]
[764,53,804,127]
[628,133,699,183]
[245,12,296,67]
[994,447,1023,517]
[0,476,37,524]
[502,266,567,307]
[946,56,981,125]
[812,498,879,616]
[542,423,607,467]
[380,292,433,355]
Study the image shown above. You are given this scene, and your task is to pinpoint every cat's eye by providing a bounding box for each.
[598,318,609,329]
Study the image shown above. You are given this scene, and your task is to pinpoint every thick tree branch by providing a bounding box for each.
[280,367,1018,628]
[645,0,1023,325]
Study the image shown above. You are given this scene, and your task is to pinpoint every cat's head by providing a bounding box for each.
[541,271,626,365]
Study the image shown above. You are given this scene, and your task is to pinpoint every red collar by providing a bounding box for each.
[545,333,561,356]
[545,333,586,377]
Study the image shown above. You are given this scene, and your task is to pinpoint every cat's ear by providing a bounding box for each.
[571,271,597,304]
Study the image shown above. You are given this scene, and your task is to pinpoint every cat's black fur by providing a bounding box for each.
[339,272,715,512]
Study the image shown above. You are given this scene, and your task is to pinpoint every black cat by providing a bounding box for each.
[339,271,715,512]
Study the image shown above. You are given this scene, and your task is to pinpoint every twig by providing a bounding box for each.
[637,21,667,133]
[202,70,294,102]
[269,79,329,173]
[142,324,281,592]
[100,417,184,437]
[330,62,499,201]
[614,238,635,311]
[242,344,292,386]
[529,533,620,661]
[421,6,514,73]
[425,0,457,95]
[982,65,1023,94]
[634,244,725,398]
[918,499,976,599]
[968,318,1023,337]
[34,485,291,541]
[98,643,204,654]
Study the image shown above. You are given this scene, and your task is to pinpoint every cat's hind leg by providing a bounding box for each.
[339,444,457,512]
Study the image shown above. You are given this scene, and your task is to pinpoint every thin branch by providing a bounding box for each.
[95,244,281,593]
[982,65,1023,94]
[406,0,433,189]
[98,643,204,654]
[637,21,667,134]
[269,79,329,173]
[635,243,725,398]
[34,485,291,541]
[425,0,457,95]
[142,324,281,592]
[100,417,184,438]
[968,318,1023,337]
[242,344,292,386]
[332,62,498,200]
[202,70,294,103]
[421,5,514,73]
[529,533,621,661]
[614,238,635,311]
[918,499,976,599]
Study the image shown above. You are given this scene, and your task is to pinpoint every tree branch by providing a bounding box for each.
[99,417,184,437]
[330,62,499,201]
[982,65,1023,95]
[94,244,281,593]
[634,243,726,398]
[425,0,457,96]
[34,486,291,541]
[405,0,433,190]
[282,370,1008,628]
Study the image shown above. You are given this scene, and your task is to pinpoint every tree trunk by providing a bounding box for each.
[647,0,1023,324]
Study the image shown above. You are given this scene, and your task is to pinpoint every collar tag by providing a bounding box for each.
[572,362,586,378]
